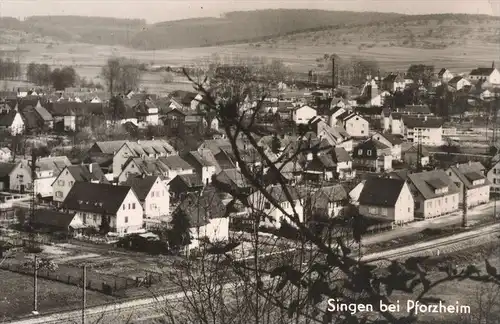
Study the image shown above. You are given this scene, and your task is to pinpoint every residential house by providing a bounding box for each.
[168,90,198,110]
[0,110,24,135]
[182,151,217,185]
[264,161,303,185]
[303,153,337,182]
[161,108,186,129]
[487,160,500,194]
[118,157,167,184]
[403,116,444,146]
[407,170,460,219]
[352,139,393,173]
[61,182,144,236]
[309,184,348,218]
[0,161,31,192]
[448,76,472,91]
[382,73,405,92]
[124,175,170,221]
[33,100,53,129]
[213,168,252,198]
[468,67,500,85]
[358,177,414,225]
[446,162,490,208]
[31,209,81,235]
[31,156,71,199]
[171,187,228,250]
[331,147,355,180]
[311,119,353,152]
[168,173,205,203]
[247,185,304,228]
[134,99,159,127]
[437,68,454,83]
[0,148,11,161]
[403,145,430,167]
[52,163,109,206]
[112,140,176,179]
[389,113,404,135]
[371,132,403,160]
[293,105,317,124]
[341,113,369,138]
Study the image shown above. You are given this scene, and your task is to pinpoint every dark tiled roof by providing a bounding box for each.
[404,145,430,156]
[157,155,193,170]
[21,106,42,129]
[34,102,53,121]
[332,147,351,163]
[215,168,249,188]
[0,110,17,127]
[312,184,348,209]
[177,173,203,188]
[448,76,464,86]
[174,187,226,227]
[0,162,17,177]
[449,162,488,189]
[33,209,76,229]
[62,182,133,214]
[402,117,444,128]
[93,141,128,154]
[470,68,495,76]
[265,185,301,203]
[123,175,159,201]
[66,164,109,183]
[408,170,460,200]
[359,177,406,207]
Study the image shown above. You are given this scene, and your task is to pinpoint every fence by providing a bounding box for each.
[0,260,156,296]
[0,208,15,226]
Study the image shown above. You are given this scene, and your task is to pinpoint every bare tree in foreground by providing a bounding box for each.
[152,65,500,324]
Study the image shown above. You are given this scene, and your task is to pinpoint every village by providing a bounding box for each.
[0,58,500,321]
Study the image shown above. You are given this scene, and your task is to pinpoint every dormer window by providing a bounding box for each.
[367,150,372,156]
[472,179,485,186]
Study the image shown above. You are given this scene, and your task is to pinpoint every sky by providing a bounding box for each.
[0,0,498,23]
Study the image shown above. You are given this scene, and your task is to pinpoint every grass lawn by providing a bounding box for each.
[0,270,116,321]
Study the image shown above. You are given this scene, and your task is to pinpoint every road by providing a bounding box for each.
[7,222,500,324]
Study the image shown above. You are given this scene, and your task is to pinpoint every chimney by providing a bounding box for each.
[424,116,428,121]
[89,163,93,174]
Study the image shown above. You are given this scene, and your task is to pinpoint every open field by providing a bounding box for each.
[0,269,115,320]
[0,38,498,90]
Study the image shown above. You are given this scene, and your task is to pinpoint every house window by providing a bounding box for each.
[123,204,126,210]
[381,208,388,216]
[151,191,155,197]
[445,197,448,203]
[368,207,377,214]
[264,202,271,209]
[132,203,136,209]
[427,201,432,209]
[125,217,128,223]
[69,181,74,186]
[408,207,411,212]
[128,203,131,209]
[358,149,363,155]
[58,180,65,186]
[367,150,372,156]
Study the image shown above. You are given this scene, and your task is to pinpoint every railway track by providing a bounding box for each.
[6,224,500,324]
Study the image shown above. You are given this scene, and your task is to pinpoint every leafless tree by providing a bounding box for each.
[100,57,142,95]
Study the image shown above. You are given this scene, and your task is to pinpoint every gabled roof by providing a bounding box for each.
[332,147,351,162]
[312,184,348,206]
[449,162,488,189]
[173,173,204,188]
[184,150,214,168]
[32,209,76,229]
[404,145,430,156]
[65,163,109,183]
[373,132,403,146]
[264,185,301,203]
[123,175,159,200]
[448,76,465,86]
[35,156,71,173]
[215,168,249,189]
[125,140,176,156]
[0,162,18,177]
[470,68,495,76]
[0,110,18,127]
[437,68,450,77]
[402,117,444,128]
[407,170,460,200]
[174,187,226,227]
[198,149,221,173]
[34,102,53,121]
[62,182,134,214]
[123,157,169,177]
[93,141,128,155]
[21,106,42,129]
[157,155,193,170]
[359,177,406,207]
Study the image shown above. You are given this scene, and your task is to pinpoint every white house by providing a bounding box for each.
[389,113,404,135]
[0,161,31,192]
[0,110,25,135]
[172,188,229,250]
[61,182,144,236]
[446,162,490,208]
[293,105,317,124]
[342,113,369,138]
[371,132,403,160]
[31,156,72,199]
[448,76,472,91]
[310,184,348,218]
[117,155,193,184]
[488,159,500,194]
[407,170,460,219]
[248,185,304,228]
[358,177,414,225]
[0,148,12,161]
[468,67,500,85]
[52,163,109,206]
[403,116,444,146]
[112,140,176,179]
[124,175,170,221]
[135,99,159,127]
[437,68,454,83]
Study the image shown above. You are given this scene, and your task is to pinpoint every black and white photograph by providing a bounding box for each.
[0,0,499,323]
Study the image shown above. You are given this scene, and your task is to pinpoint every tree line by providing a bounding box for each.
[0,58,22,80]
[26,63,78,90]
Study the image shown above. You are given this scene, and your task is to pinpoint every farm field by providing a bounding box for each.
[0,39,498,88]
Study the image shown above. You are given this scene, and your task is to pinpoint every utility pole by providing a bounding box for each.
[462,184,468,228]
[416,128,423,172]
[28,151,38,249]
[33,255,38,315]
[82,264,87,324]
